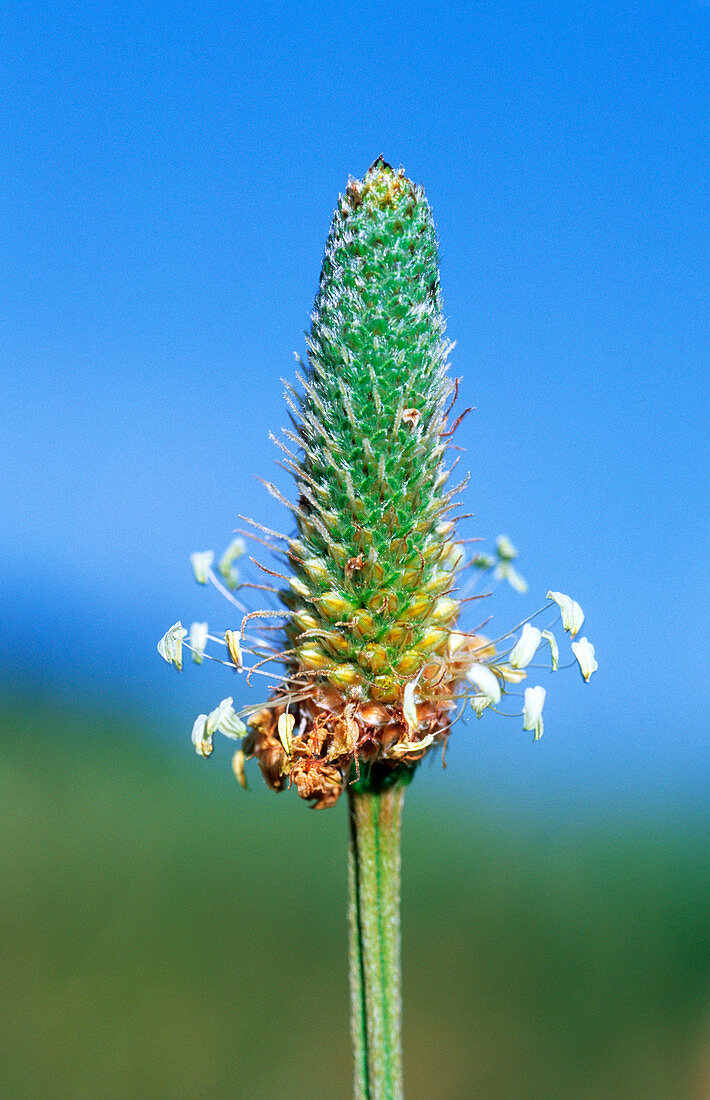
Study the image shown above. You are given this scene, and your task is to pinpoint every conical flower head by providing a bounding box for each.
[244,159,474,804]
[159,159,598,807]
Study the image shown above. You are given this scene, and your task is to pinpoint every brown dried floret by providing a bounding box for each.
[242,633,484,805]
[326,706,360,761]
[290,757,343,809]
[345,553,364,579]
[243,707,288,791]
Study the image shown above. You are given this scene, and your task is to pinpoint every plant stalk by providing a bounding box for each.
[348,782,405,1100]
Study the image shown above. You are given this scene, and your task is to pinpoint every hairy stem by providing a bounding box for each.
[348,782,404,1100]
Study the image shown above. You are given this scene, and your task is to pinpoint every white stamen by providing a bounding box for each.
[509,623,542,669]
[541,629,559,670]
[157,622,188,671]
[547,591,585,636]
[571,637,598,681]
[523,686,546,740]
[189,622,208,664]
[465,663,502,705]
[190,551,214,585]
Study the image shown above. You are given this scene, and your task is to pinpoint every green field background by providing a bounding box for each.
[3,695,710,1099]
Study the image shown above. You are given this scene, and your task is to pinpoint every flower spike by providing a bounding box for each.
[157,158,600,1100]
[160,159,598,804]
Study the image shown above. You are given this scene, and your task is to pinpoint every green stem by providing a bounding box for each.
[348,781,405,1100]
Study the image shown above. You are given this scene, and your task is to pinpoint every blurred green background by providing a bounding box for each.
[4,693,710,1099]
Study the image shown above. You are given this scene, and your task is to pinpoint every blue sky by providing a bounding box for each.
[2,1,708,814]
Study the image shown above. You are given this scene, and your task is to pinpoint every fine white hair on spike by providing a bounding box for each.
[294,467,321,493]
[294,370,329,419]
[281,384,304,423]
[336,376,358,433]
[237,514,290,542]
[446,472,471,499]
[298,484,321,513]
[308,513,332,543]
[269,430,300,463]
[343,469,359,510]
[362,438,376,468]
[281,427,305,452]
[257,478,307,520]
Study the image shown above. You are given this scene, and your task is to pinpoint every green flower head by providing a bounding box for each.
[158,159,596,807]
